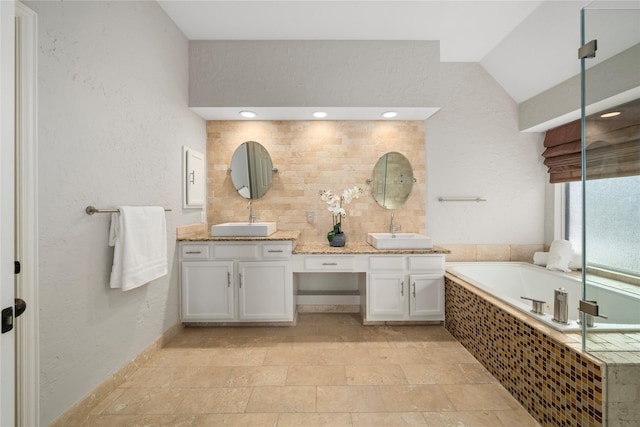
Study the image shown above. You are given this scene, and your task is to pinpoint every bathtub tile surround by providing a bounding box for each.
[476,244,511,261]
[445,276,605,426]
[206,121,426,244]
[442,244,544,263]
[603,359,640,426]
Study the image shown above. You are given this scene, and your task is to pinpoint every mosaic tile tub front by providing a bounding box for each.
[445,276,605,427]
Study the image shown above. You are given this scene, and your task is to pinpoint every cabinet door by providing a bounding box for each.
[409,274,444,318]
[183,147,205,208]
[238,261,293,321]
[368,273,406,319]
[181,261,234,321]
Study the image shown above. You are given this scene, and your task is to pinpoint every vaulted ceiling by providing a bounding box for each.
[158,0,639,104]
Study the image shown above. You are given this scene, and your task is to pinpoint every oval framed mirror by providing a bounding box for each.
[370,152,414,210]
[230,141,274,199]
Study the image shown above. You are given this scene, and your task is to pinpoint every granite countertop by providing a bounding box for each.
[177,231,449,255]
[178,230,301,242]
[293,242,450,255]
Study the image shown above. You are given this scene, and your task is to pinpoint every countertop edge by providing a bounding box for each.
[292,245,451,255]
[178,230,301,242]
[177,234,450,255]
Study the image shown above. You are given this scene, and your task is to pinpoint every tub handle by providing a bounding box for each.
[521,296,546,315]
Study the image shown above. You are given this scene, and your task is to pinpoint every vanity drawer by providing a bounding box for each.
[262,243,292,259]
[181,244,211,260]
[303,256,355,271]
[369,256,405,271]
[212,243,260,260]
[407,255,445,272]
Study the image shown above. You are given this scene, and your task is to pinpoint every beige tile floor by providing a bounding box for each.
[82,314,541,426]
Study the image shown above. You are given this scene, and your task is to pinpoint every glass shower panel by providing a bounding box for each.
[581,3,640,425]
[581,2,640,352]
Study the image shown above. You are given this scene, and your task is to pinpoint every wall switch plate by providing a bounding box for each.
[306,211,315,224]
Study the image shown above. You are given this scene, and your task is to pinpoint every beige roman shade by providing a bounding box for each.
[542,99,640,184]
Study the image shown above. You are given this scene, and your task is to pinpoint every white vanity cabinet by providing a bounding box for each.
[179,241,293,323]
[181,261,234,320]
[238,261,292,321]
[368,273,407,318]
[366,255,445,322]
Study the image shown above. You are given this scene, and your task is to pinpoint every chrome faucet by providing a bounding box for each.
[389,212,401,234]
[247,201,257,224]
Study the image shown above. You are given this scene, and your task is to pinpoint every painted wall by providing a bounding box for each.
[190,40,441,108]
[426,62,546,248]
[26,1,206,425]
[200,41,546,260]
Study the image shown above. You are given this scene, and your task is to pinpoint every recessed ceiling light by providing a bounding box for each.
[313,111,327,118]
[382,111,398,118]
[239,111,257,118]
[600,111,621,118]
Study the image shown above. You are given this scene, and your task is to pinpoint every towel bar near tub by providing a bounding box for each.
[85,206,172,215]
[438,197,487,202]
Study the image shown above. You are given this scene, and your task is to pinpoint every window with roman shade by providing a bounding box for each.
[542,98,640,184]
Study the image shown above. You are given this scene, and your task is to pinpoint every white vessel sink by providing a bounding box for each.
[367,232,433,250]
[211,222,277,237]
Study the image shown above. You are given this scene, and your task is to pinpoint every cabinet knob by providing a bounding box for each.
[412,282,416,297]
[400,281,404,296]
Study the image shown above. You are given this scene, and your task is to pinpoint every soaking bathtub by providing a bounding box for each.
[446,262,640,332]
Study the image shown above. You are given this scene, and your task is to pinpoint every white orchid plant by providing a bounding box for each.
[319,186,364,239]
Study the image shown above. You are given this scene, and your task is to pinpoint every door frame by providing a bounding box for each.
[15,2,39,425]
[0,1,17,425]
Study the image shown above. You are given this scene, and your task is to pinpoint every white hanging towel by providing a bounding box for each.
[109,206,167,291]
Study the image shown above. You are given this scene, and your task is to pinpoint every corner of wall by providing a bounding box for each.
[49,322,184,427]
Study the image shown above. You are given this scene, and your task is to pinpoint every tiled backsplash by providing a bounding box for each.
[206,121,426,244]
[176,223,208,240]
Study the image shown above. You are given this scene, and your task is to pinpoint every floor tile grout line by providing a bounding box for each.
[73,317,540,426]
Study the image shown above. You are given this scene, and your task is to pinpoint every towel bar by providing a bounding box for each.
[85,206,172,215]
[438,197,487,202]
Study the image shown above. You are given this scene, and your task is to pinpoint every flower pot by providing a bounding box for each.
[330,232,346,247]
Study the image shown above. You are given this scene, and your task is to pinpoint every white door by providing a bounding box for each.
[14,3,39,425]
[409,274,444,318]
[181,261,235,321]
[368,273,406,319]
[0,1,16,424]
[238,261,292,321]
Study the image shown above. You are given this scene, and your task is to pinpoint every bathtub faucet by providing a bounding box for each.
[521,296,546,315]
[552,288,569,324]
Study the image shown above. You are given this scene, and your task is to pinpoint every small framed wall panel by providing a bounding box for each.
[183,146,205,209]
